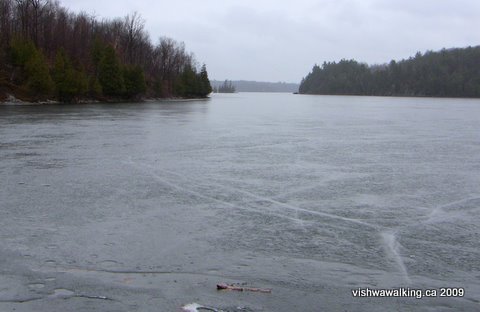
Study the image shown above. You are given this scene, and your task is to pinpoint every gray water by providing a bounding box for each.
[1,93,479,311]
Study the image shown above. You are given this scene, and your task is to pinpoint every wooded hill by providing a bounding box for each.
[299,46,480,98]
[0,0,212,103]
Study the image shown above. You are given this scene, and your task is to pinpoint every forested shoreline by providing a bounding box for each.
[299,47,480,98]
[0,0,212,103]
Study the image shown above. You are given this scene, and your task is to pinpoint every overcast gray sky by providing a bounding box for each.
[61,0,480,83]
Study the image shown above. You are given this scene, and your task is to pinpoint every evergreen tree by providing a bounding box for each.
[24,49,54,98]
[9,38,37,84]
[88,76,103,98]
[199,64,212,96]
[10,39,35,67]
[98,45,125,97]
[124,65,146,99]
[176,65,197,97]
[53,48,87,102]
[10,39,53,98]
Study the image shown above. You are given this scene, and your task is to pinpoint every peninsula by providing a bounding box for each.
[299,46,480,98]
[0,0,212,103]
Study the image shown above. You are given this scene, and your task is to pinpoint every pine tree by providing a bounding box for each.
[176,65,197,97]
[199,64,212,97]
[123,65,146,99]
[9,38,53,100]
[98,45,125,97]
[23,46,53,98]
[53,49,87,102]
[9,39,37,85]
[88,75,103,98]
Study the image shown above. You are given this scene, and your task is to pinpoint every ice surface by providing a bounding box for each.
[1,93,480,311]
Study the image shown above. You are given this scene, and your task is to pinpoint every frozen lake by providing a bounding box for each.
[1,93,479,311]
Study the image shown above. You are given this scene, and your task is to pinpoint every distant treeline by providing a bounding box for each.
[0,0,212,102]
[299,46,480,98]
[211,80,299,93]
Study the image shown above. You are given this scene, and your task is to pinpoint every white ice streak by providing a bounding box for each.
[423,197,480,225]
[124,160,309,225]
[377,196,480,284]
[131,161,376,229]
[126,160,421,283]
[181,303,223,312]
[381,231,411,284]
[231,187,375,228]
